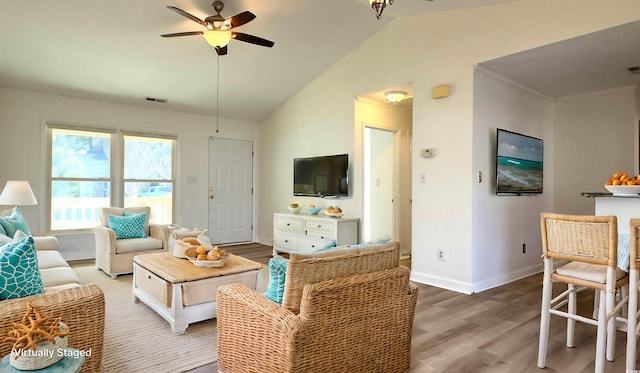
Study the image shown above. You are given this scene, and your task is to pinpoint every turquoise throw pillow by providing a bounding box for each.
[0,236,44,300]
[0,208,31,238]
[7,207,31,236]
[108,212,147,239]
[0,223,6,237]
[265,257,288,304]
[0,216,16,238]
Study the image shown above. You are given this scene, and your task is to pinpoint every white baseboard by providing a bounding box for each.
[410,263,543,295]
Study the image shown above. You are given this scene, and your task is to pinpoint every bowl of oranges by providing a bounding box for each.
[605,172,640,195]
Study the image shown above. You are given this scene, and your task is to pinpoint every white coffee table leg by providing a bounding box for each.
[170,282,188,335]
[132,263,140,303]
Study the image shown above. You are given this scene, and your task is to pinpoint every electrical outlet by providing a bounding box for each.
[437,249,445,261]
[522,243,526,254]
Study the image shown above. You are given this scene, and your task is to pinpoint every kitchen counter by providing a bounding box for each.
[584,193,640,233]
[581,192,640,198]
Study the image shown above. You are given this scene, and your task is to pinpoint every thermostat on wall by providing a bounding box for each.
[421,149,434,158]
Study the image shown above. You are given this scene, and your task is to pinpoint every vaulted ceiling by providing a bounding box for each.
[1,1,637,122]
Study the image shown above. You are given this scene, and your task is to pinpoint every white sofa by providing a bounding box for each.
[4,231,81,291]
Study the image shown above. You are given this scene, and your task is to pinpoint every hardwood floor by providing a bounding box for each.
[186,244,634,373]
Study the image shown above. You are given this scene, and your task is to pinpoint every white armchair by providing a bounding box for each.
[95,206,168,278]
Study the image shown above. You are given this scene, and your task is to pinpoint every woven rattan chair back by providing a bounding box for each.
[541,213,617,267]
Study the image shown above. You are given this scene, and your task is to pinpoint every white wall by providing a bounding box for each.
[0,87,259,260]
[554,87,638,215]
[470,68,554,292]
[258,0,640,293]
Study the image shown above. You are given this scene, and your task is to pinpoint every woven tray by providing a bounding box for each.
[173,239,200,259]
[170,229,206,241]
[171,229,206,258]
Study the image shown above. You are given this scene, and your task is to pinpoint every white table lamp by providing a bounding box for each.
[0,180,38,207]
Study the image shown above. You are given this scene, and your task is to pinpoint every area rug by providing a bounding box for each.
[73,265,217,373]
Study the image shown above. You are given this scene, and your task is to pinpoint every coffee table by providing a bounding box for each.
[133,252,263,335]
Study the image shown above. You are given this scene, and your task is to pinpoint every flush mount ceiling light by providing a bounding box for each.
[385,90,407,103]
[369,0,393,19]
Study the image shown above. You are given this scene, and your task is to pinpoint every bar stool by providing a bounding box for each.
[627,218,640,370]
[538,213,628,373]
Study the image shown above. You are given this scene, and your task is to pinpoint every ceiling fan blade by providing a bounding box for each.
[216,46,228,56]
[161,31,204,38]
[232,32,274,48]
[166,6,206,27]
[226,11,256,28]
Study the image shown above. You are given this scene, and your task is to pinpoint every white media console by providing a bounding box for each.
[273,213,358,255]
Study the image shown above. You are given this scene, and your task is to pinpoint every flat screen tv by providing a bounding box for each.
[495,128,543,195]
[294,154,348,197]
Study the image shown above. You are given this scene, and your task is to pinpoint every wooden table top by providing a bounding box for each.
[134,252,263,284]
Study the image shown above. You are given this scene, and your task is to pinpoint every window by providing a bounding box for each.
[122,134,175,225]
[47,125,176,232]
[48,127,113,231]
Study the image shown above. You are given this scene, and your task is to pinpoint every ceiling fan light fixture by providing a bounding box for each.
[203,30,232,47]
[385,90,407,103]
[369,0,393,19]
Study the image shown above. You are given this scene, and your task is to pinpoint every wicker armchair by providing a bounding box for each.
[0,284,105,373]
[216,241,418,373]
[95,206,169,278]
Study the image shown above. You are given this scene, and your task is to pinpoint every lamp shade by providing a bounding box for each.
[0,180,38,206]
[203,30,232,48]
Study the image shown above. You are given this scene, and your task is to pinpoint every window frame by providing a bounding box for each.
[120,131,177,225]
[46,124,177,233]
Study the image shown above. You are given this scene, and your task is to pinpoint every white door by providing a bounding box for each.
[208,138,253,244]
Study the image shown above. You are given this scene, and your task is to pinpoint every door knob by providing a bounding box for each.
[209,194,215,199]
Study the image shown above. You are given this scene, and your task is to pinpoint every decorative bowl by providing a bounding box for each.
[302,207,322,215]
[287,205,302,214]
[324,210,344,218]
[605,185,640,195]
[187,256,228,268]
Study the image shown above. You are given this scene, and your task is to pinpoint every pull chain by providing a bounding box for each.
[216,53,220,133]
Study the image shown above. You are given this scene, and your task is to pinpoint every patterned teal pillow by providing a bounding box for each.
[0,236,44,300]
[264,257,288,304]
[108,212,147,239]
[0,208,31,237]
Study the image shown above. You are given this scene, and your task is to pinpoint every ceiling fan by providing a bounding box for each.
[161,1,274,56]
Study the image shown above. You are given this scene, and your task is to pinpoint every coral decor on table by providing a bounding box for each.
[4,302,70,370]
